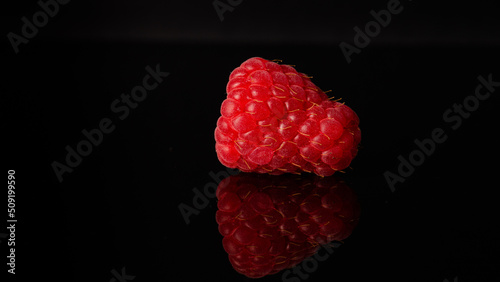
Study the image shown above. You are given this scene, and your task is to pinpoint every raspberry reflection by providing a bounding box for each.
[216,173,360,278]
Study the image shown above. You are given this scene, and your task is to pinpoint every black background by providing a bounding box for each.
[3,1,500,282]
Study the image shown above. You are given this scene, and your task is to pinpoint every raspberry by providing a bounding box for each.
[216,173,360,278]
[215,57,361,176]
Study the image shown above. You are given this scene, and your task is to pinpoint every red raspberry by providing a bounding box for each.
[216,174,360,278]
[215,57,361,176]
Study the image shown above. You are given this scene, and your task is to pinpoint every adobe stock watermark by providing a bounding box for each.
[7,0,70,54]
[213,0,244,22]
[384,73,498,192]
[109,267,135,282]
[178,167,239,225]
[339,0,405,64]
[282,241,343,282]
[51,64,169,183]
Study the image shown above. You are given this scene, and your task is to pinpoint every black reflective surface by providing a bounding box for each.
[215,173,360,279]
[4,2,500,281]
